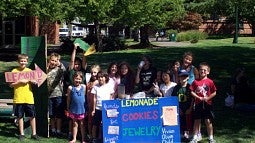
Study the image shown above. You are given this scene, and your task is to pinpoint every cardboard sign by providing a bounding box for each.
[74,38,90,51]
[84,43,96,56]
[5,64,47,87]
[102,97,180,143]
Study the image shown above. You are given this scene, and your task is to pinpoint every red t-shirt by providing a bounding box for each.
[190,78,217,105]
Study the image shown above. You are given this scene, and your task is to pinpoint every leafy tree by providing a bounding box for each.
[236,0,255,35]
[28,0,85,35]
[1,0,85,36]
[1,0,185,47]
[167,12,203,32]
[0,0,28,18]
[76,0,185,47]
[118,0,185,45]
[78,0,117,49]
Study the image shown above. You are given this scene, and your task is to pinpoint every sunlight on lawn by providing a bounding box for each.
[0,37,255,142]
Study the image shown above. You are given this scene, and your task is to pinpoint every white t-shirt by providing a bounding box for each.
[108,76,121,95]
[91,83,114,110]
[160,82,177,97]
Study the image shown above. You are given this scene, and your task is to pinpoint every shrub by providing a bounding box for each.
[176,30,208,42]
[176,32,187,42]
[100,36,126,52]
[166,29,178,37]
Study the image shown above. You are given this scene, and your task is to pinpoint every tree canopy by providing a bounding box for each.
[2,0,254,36]
[1,0,185,30]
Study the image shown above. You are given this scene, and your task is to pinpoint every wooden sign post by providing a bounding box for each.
[20,36,48,137]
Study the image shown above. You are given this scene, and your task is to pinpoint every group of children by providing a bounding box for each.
[9,47,217,143]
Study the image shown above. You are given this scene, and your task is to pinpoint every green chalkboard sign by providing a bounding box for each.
[21,36,48,137]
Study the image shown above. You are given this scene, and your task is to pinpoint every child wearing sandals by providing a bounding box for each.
[67,71,87,143]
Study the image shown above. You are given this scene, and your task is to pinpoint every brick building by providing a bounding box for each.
[0,16,59,49]
[199,20,252,35]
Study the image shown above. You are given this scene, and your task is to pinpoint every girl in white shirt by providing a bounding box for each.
[91,71,114,141]
[154,70,177,97]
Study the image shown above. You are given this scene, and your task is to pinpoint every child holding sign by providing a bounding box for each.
[9,54,39,141]
[67,43,87,85]
[64,42,88,140]
[66,71,87,143]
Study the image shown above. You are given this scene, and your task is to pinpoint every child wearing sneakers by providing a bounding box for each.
[189,62,217,143]
[9,54,39,141]
[47,53,66,137]
[172,70,194,141]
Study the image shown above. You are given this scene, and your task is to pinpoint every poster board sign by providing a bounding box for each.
[102,97,180,143]
[74,38,90,51]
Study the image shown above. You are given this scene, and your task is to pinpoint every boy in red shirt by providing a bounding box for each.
[189,62,217,143]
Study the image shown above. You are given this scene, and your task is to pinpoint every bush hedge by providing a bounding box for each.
[176,30,208,43]
[166,29,178,37]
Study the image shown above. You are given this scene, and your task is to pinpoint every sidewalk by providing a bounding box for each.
[150,38,191,47]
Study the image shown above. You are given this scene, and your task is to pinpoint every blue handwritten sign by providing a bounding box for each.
[102,97,180,143]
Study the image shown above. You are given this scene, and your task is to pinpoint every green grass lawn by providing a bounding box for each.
[0,37,255,142]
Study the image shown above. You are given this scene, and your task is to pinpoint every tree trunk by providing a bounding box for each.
[108,24,119,37]
[139,25,150,47]
[251,21,255,36]
[132,29,139,42]
[67,22,72,38]
[125,27,130,39]
[94,20,102,52]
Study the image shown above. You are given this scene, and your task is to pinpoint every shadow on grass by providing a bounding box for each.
[214,107,255,142]
[0,118,18,138]
[86,45,255,141]
[87,45,255,76]
[1,44,255,141]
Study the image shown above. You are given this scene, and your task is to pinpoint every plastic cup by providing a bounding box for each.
[139,61,145,68]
